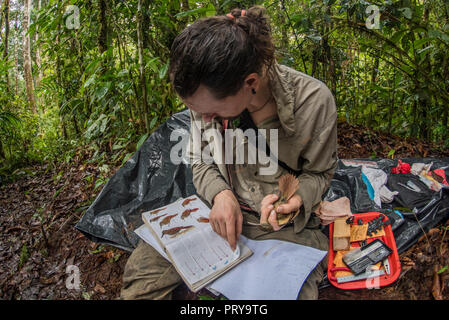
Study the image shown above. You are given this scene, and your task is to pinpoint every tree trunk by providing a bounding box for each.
[137,0,149,132]
[278,2,289,64]
[387,70,396,134]
[22,0,37,113]
[312,49,318,78]
[3,0,10,93]
[0,0,3,33]
[98,0,108,54]
[371,57,379,84]
[443,103,448,141]
[72,114,80,136]
[14,8,19,96]
[0,139,5,160]
[142,0,152,49]
[56,20,67,140]
[35,0,42,90]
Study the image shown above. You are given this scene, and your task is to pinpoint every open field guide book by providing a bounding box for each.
[141,195,253,292]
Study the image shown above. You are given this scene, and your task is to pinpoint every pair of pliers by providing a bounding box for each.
[329,267,353,281]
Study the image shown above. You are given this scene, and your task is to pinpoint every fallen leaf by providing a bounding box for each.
[104,251,114,260]
[94,283,106,294]
[401,256,416,267]
[428,228,440,237]
[432,265,443,300]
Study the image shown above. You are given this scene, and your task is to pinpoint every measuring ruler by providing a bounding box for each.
[337,269,385,284]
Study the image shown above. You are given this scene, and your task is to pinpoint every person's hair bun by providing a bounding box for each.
[232,6,274,73]
[169,5,275,99]
[230,6,271,36]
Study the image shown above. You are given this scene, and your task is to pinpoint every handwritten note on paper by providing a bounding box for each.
[208,236,327,300]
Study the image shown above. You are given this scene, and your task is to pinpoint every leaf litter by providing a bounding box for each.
[1,123,449,300]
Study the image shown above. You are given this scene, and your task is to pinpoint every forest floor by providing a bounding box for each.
[1,120,449,300]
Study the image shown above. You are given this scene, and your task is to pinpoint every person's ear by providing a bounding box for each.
[243,73,261,94]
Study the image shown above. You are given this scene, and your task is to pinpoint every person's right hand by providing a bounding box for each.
[260,193,281,231]
[210,189,243,251]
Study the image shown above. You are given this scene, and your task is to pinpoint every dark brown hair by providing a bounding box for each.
[169,6,275,99]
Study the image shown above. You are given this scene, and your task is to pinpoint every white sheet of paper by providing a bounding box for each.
[134,224,327,300]
[134,223,169,260]
[208,236,327,300]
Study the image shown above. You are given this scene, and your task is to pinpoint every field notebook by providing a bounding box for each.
[141,195,253,292]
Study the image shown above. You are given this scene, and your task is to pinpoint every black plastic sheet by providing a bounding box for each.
[322,158,449,254]
[75,109,449,260]
[75,109,196,251]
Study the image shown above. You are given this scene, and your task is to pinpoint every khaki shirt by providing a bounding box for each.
[187,63,338,234]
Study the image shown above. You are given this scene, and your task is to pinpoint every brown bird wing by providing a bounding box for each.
[278,173,300,201]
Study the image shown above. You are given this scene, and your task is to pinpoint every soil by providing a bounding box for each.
[1,121,448,300]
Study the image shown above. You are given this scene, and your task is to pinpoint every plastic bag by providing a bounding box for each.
[76,110,449,258]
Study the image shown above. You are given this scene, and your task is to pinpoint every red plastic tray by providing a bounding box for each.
[327,212,401,290]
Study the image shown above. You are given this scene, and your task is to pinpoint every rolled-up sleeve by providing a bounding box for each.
[188,110,231,206]
[293,86,338,233]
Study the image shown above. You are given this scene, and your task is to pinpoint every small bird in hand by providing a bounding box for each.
[260,173,300,231]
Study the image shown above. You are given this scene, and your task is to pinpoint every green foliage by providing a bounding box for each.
[267,0,449,146]
[438,265,448,274]
[0,111,21,139]
[19,244,29,269]
[1,0,449,183]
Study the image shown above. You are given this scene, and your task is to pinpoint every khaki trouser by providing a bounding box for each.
[120,211,328,300]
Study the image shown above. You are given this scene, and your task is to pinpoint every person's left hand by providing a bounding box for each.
[260,194,303,231]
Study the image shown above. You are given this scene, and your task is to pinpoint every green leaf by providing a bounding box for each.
[95,82,111,100]
[417,45,434,55]
[149,116,158,129]
[85,58,102,74]
[100,116,109,133]
[399,7,412,19]
[387,149,396,158]
[82,291,93,300]
[391,30,407,44]
[112,143,125,150]
[307,34,322,42]
[413,38,433,49]
[121,153,134,166]
[136,133,149,151]
[159,63,168,79]
[118,69,129,77]
[146,57,160,73]
[438,265,448,274]
[427,29,449,44]
[19,244,29,268]
[94,179,105,190]
[83,74,96,88]
[441,32,449,44]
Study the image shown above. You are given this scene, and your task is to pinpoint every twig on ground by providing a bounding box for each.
[40,222,49,249]
[5,226,26,233]
[412,208,431,250]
